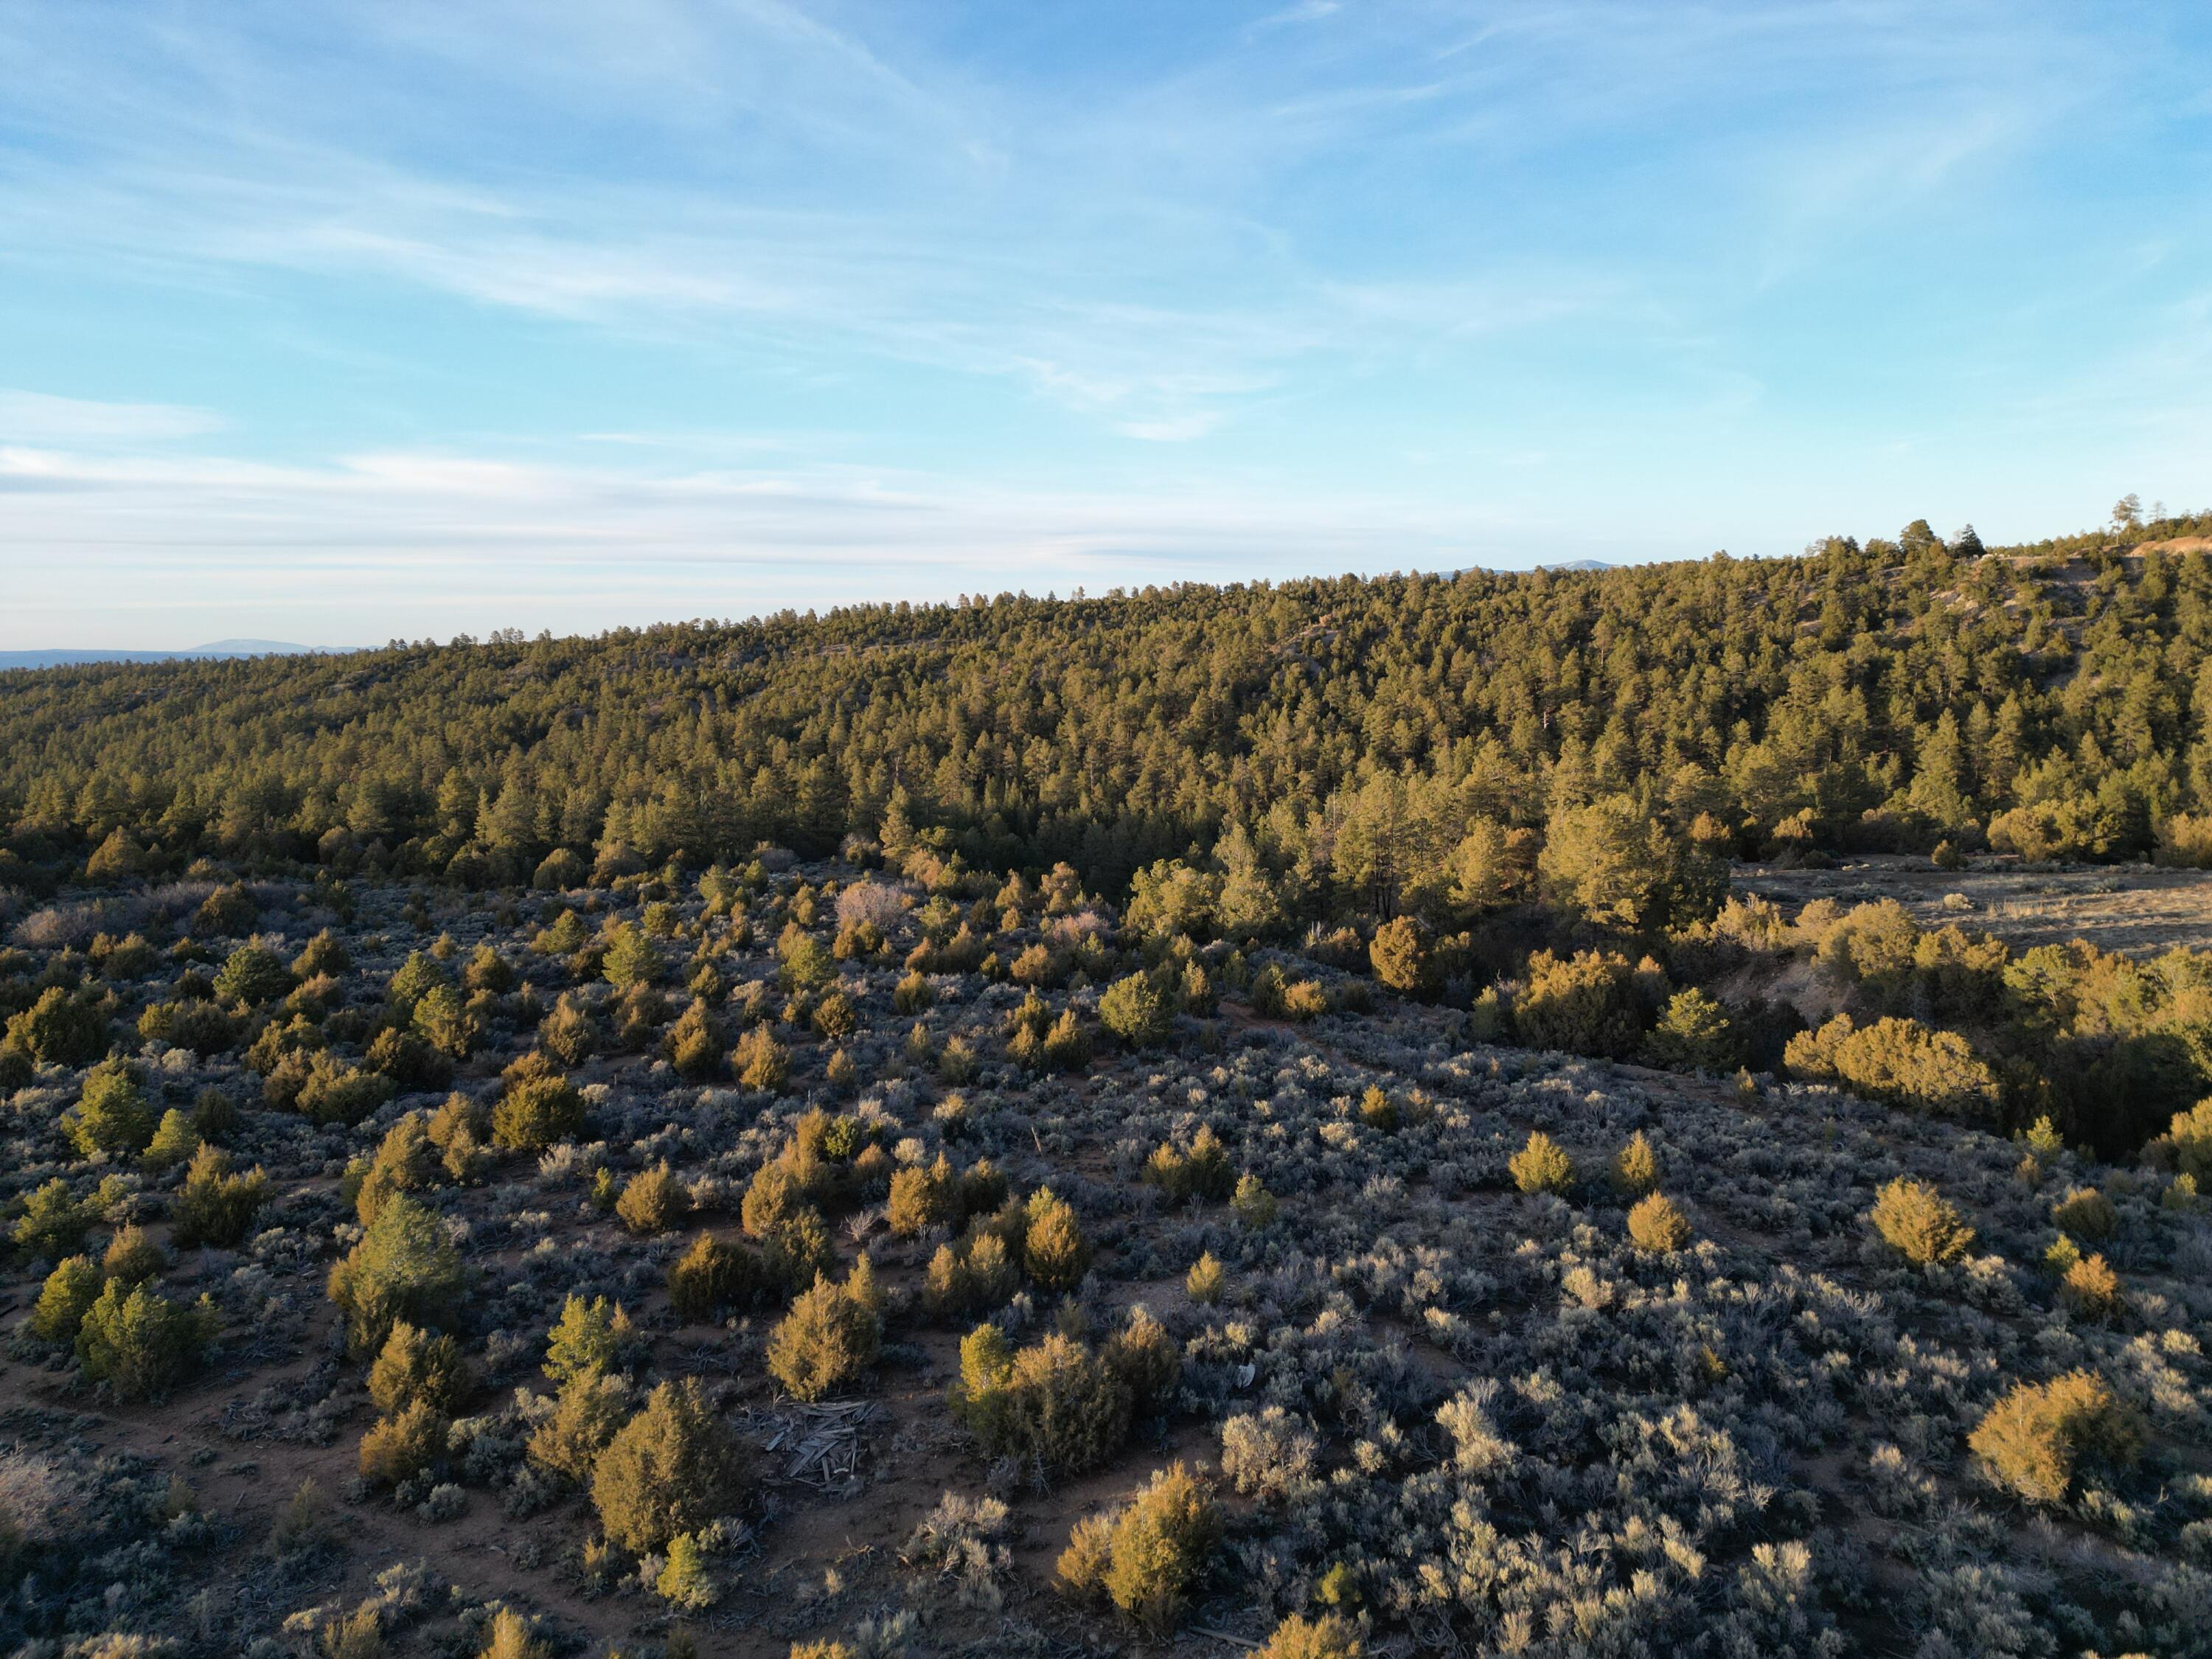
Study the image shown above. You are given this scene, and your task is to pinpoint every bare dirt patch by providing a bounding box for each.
[1733,853,2212,956]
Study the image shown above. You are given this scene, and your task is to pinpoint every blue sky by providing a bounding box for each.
[1,1,2208,647]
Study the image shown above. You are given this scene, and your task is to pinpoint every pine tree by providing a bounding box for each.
[13,1178,92,1260]
[544,1293,633,1384]
[77,1279,220,1402]
[66,1060,155,1159]
[1256,1614,1363,1659]
[368,1319,470,1415]
[141,1107,201,1172]
[102,1223,167,1283]
[1022,1188,1091,1290]
[31,1255,102,1342]
[655,1531,719,1608]
[491,1073,587,1152]
[1643,988,1738,1072]
[173,1144,267,1248]
[476,1610,551,1659]
[616,1162,689,1235]
[1610,1131,1660,1195]
[1367,917,1432,995]
[1098,972,1173,1046]
[1054,1463,1220,1635]
[592,1379,748,1553]
[667,998,724,1080]
[766,1266,883,1402]
[1869,1178,1975,1265]
[1626,1192,1693,1252]
[1508,1131,1574,1195]
[327,1194,464,1354]
[667,1232,763,1322]
[733,1026,791,1093]
[527,1368,630,1482]
[1969,1371,2140,1505]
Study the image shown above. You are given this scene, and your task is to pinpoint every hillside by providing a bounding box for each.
[5,518,2212,905]
[4,521,2212,1657]
[0,858,2207,1658]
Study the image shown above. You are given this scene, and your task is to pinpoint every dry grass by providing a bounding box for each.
[1735,854,2212,957]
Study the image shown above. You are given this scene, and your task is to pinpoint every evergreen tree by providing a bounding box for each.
[66,1060,154,1158]
[592,1379,748,1554]
[327,1194,465,1354]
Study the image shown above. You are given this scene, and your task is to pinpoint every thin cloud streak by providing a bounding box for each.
[0,438,1533,646]
[0,390,225,444]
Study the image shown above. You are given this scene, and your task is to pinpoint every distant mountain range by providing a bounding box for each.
[1536,558,1615,571]
[0,639,355,670]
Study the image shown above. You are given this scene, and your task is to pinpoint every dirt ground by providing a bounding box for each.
[1730,854,2212,958]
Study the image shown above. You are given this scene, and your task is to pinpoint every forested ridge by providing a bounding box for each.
[10,513,2212,900]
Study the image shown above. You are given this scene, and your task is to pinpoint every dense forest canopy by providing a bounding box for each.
[10,515,2212,905]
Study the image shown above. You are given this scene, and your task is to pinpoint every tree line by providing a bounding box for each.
[7,513,2212,916]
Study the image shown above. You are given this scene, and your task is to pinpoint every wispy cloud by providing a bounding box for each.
[0,390,224,444]
[0,436,1540,645]
[1251,1,1341,35]
[12,1,2085,445]
[1745,101,2060,291]
[1117,411,1231,443]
